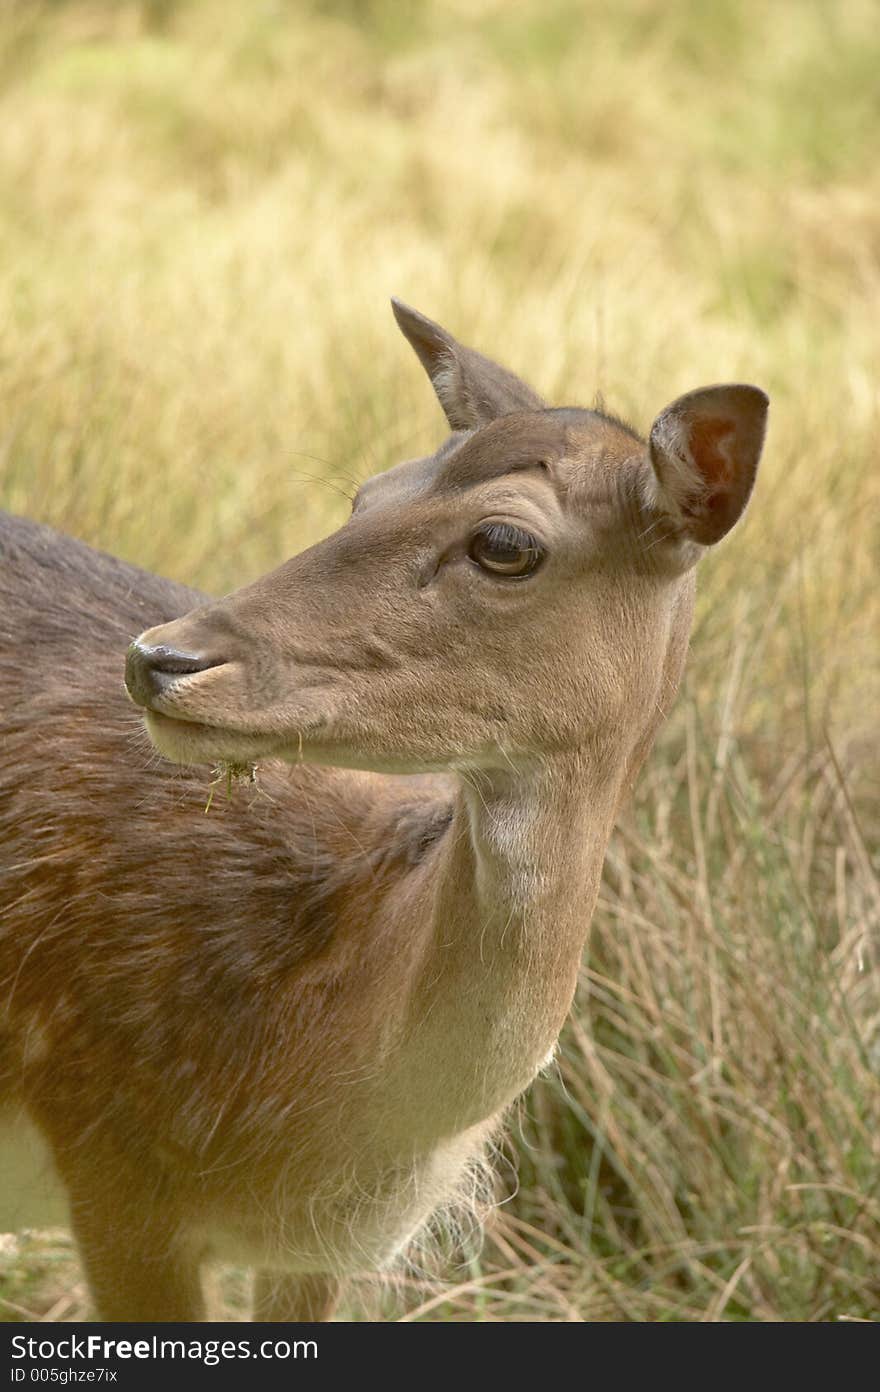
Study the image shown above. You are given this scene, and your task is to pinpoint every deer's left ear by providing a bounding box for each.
[648,384,769,546]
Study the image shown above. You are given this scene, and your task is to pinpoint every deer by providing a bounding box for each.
[0,299,768,1322]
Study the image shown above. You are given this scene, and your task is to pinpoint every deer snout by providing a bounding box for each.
[125,641,225,709]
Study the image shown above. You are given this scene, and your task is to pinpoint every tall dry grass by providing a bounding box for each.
[1,0,878,1321]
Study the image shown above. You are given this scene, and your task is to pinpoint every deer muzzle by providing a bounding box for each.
[125,641,227,710]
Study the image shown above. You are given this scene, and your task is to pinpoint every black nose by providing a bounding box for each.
[125,643,225,709]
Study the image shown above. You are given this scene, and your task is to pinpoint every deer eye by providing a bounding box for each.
[468,523,544,578]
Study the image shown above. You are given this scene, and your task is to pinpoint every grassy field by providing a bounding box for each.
[1,0,878,1321]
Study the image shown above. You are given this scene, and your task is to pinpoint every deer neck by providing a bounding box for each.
[386,749,621,1142]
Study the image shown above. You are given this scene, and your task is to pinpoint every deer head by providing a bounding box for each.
[124,301,767,780]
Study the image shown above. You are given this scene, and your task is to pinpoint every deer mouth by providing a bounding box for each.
[142,708,285,767]
[125,637,342,768]
[125,641,275,760]
[124,640,231,709]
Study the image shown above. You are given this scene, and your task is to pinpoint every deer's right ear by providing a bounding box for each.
[647,384,769,546]
[391,297,545,431]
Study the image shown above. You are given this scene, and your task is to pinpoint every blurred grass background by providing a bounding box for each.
[1,0,878,1322]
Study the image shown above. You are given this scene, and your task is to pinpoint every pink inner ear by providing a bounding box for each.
[689,416,736,486]
[652,385,766,545]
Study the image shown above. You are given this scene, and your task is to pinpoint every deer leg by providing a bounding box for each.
[253,1271,341,1322]
[63,1173,206,1322]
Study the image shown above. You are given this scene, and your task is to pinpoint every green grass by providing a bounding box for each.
[1,0,878,1322]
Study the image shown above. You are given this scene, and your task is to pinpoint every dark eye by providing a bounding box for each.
[468,523,544,578]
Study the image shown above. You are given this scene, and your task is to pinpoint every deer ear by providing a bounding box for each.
[391,297,544,431]
[648,384,768,546]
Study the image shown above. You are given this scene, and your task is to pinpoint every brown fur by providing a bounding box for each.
[0,300,767,1320]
